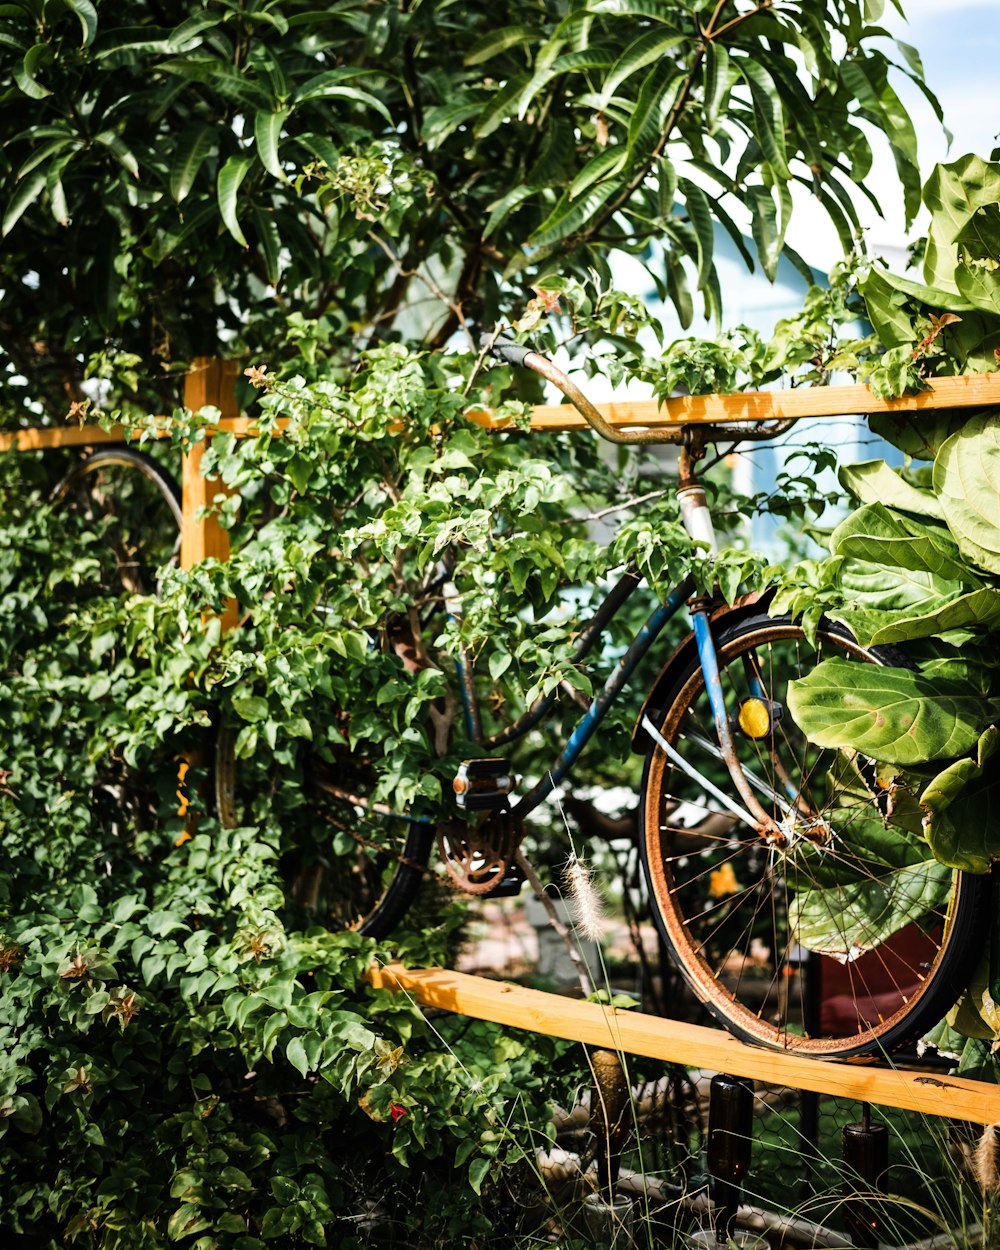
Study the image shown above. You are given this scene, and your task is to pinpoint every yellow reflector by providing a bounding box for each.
[737,698,771,739]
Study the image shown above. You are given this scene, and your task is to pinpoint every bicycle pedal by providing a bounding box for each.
[488,860,525,897]
[453,758,516,811]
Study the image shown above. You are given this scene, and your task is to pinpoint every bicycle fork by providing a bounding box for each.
[670,445,791,846]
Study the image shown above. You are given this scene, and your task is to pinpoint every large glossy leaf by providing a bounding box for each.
[831,503,971,582]
[933,412,1000,575]
[737,59,790,180]
[921,754,1000,874]
[599,29,684,105]
[836,586,1000,647]
[954,204,1000,315]
[2,166,46,235]
[923,155,1000,294]
[787,657,999,765]
[254,109,289,181]
[217,155,255,248]
[568,146,627,200]
[64,0,97,47]
[838,460,944,520]
[790,860,952,959]
[169,125,215,203]
[841,56,919,223]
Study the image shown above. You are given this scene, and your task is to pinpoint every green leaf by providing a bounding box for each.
[831,503,971,583]
[14,44,52,99]
[2,167,47,235]
[922,155,1000,295]
[254,109,289,181]
[748,185,779,282]
[286,1034,310,1077]
[787,658,999,766]
[921,756,1000,874]
[568,146,626,200]
[839,460,945,521]
[678,178,713,291]
[600,29,685,104]
[463,24,534,66]
[167,1203,212,1242]
[627,64,682,156]
[934,413,1000,575]
[217,154,254,248]
[64,0,98,46]
[737,58,790,179]
[527,182,616,249]
[703,41,733,134]
[170,126,215,203]
[790,860,952,958]
[468,1156,490,1196]
[420,101,481,152]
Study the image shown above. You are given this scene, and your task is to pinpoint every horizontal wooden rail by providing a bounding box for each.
[368,963,1000,1125]
[3,374,1000,453]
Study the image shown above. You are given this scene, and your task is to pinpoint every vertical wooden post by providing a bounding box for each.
[181,357,240,630]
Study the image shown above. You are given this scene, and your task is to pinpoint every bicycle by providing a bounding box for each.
[243,332,984,1062]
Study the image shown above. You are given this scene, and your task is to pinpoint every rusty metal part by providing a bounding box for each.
[436,812,522,894]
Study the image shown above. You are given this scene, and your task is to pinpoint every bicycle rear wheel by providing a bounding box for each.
[640,612,987,1059]
[215,727,431,938]
[52,447,182,595]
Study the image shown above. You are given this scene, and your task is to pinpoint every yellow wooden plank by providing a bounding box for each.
[4,374,1000,451]
[469,372,1000,432]
[369,963,1000,1124]
[0,424,133,452]
[181,358,240,631]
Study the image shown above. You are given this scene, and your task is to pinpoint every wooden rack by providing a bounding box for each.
[5,359,1000,1120]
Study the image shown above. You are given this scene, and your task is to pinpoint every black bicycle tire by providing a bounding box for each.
[639,611,989,1059]
[214,724,432,938]
[53,445,184,531]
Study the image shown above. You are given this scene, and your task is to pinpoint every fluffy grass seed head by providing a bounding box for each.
[563,853,606,941]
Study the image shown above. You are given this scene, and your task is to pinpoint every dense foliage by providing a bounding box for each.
[2,0,930,420]
[1,1,973,1246]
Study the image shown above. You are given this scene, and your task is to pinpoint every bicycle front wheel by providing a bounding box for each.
[640,612,987,1059]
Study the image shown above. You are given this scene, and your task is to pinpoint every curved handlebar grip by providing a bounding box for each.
[483,334,536,368]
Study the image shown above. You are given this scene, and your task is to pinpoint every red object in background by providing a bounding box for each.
[817,923,941,1036]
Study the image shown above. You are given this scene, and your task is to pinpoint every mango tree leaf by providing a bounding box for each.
[527,182,616,249]
[217,154,254,248]
[786,658,999,765]
[934,412,1000,575]
[64,0,98,47]
[838,460,945,520]
[703,41,733,134]
[737,58,790,179]
[626,64,682,156]
[254,109,289,181]
[790,860,952,960]
[420,100,481,152]
[748,185,779,281]
[14,44,53,99]
[2,167,47,235]
[170,125,215,203]
[600,29,684,104]
[462,24,534,66]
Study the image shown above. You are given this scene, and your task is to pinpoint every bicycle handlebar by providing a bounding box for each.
[484,330,796,446]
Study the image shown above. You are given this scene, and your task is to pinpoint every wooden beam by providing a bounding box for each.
[471,372,1000,432]
[181,358,240,630]
[0,423,132,452]
[368,963,1000,1124]
[5,374,999,453]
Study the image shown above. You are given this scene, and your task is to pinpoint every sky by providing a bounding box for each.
[787,0,1000,260]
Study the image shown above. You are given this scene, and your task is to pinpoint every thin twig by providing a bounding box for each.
[367,232,477,352]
